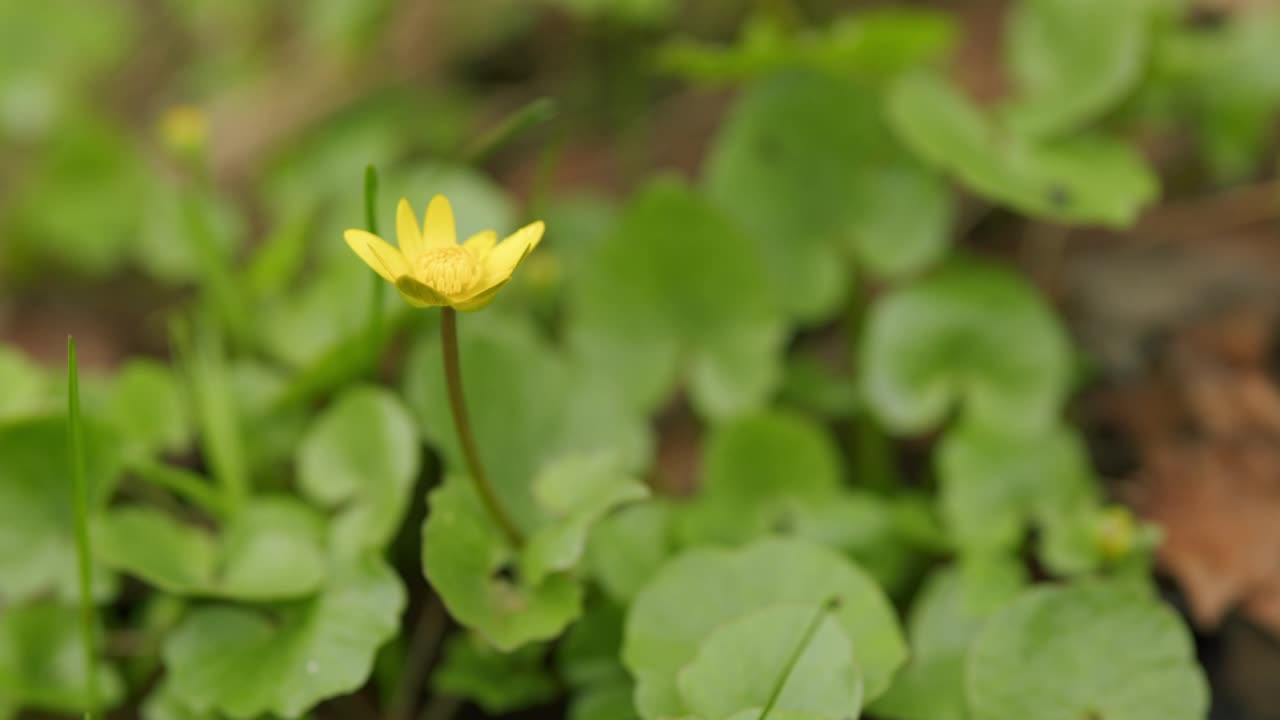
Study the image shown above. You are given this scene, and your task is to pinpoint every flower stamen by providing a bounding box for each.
[416,246,479,296]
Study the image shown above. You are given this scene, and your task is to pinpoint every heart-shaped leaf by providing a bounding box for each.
[967,582,1208,720]
[678,410,842,545]
[423,453,647,650]
[568,178,786,418]
[587,501,677,604]
[937,421,1095,553]
[163,556,404,719]
[889,72,1157,227]
[870,564,1025,720]
[1002,0,1151,138]
[521,453,650,585]
[623,538,906,719]
[422,475,583,651]
[94,497,328,600]
[298,386,420,556]
[859,259,1073,433]
[706,70,951,321]
[106,359,191,456]
[678,603,862,720]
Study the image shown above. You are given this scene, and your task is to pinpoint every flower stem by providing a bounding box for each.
[439,308,525,547]
[67,337,100,719]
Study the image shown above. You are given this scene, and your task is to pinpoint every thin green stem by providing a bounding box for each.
[126,458,231,519]
[172,317,247,514]
[757,597,842,720]
[365,165,386,379]
[67,337,100,719]
[459,98,557,166]
[439,308,524,547]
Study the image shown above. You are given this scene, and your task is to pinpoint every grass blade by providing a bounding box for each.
[66,336,100,719]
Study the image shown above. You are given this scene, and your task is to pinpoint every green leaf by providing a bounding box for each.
[1149,8,1280,178]
[558,598,641,719]
[298,386,421,556]
[0,415,120,603]
[406,313,650,529]
[570,683,641,720]
[623,538,906,719]
[1002,0,1151,138]
[261,260,379,369]
[871,564,1024,720]
[107,359,190,455]
[0,346,50,420]
[558,598,630,690]
[678,603,861,720]
[661,10,955,86]
[847,163,953,278]
[587,501,677,604]
[705,71,950,320]
[422,475,583,651]
[937,421,1095,552]
[8,117,147,273]
[94,497,328,599]
[215,497,329,599]
[568,178,785,418]
[164,556,404,719]
[141,680,215,720]
[424,454,645,649]
[787,492,935,597]
[871,654,968,720]
[888,72,1157,227]
[859,259,1073,433]
[967,582,1209,720]
[432,634,558,714]
[679,410,841,545]
[93,507,217,594]
[521,453,650,585]
[0,604,124,715]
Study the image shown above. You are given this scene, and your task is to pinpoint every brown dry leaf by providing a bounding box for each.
[1116,308,1280,633]
[1131,441,1280,628]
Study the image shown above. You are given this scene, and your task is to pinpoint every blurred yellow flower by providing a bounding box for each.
[344,195,545,311]
[1095,506,1138,561]
[159,105,207,154]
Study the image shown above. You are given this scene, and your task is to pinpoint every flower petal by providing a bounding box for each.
[396,198,424,259]
[475,220,545,290]
[452,280,510,311]
[395,276,448,307]
[422,195,458,249]
[462,230,498,259]
[345,229,410,283]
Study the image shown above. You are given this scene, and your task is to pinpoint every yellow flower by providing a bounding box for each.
[344,195,545,311]
[158,105,207,154]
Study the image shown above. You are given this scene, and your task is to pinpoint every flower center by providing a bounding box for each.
[416,246,479,296]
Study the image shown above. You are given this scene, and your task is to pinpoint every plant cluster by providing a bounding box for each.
[4,0,1279,718]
